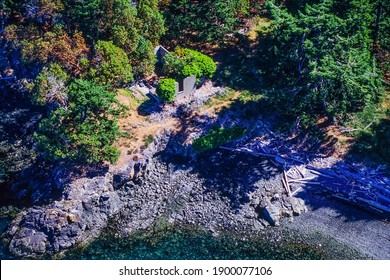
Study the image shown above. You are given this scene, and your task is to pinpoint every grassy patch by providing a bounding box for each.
[237,90,262,102]
[143,134,154,147]
[204,88,237,107]
[193,126,246,152]
[117,89,145,108]
[204,88,263,113]
[224,90,264,119]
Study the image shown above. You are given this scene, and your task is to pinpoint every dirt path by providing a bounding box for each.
[113,82,237,170]
[114,92,180,169]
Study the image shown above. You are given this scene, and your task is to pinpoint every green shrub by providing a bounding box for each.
[193,127,246,152]
[181,63,202,80]
[156,78,176,102]
[177,48,216,79]
[163,47,217,80]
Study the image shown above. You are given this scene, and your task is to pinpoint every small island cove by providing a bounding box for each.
[0,0,389,260]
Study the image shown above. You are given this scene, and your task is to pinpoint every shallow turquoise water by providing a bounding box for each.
[0,219,364,260]
[64,227,333,260]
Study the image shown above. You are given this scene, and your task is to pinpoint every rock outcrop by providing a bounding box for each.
[7,174,120,257]
[5,129,308,258]
[5,130,172,257]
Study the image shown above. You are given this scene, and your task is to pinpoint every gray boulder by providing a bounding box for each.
[7,173,121,257]
[261,200,282,226]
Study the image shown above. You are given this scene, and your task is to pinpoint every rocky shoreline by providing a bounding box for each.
[4,129,310,258]
[4,127,389,259]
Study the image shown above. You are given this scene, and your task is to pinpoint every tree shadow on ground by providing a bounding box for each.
[160,95,389,221]
[291,155,390,220]
[300,115,390,220]
[348,118,390,167]
[285,134,390,221]
[213,34,263,92]
[294,188,390,224]
[159,97,283,210]
[195,149,281,210]
[156,25,390,221]
[137,95,162,116]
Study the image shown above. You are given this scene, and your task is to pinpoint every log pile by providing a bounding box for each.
[219,129,390,218]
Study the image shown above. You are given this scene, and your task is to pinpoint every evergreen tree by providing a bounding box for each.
[35,79,121,163]
[131,36,156,76]
[90,40,133,87]
[138,0,165,45]
[372,0,390,80]
[262,0,383,125]
[162,0,247,46]
[62,0,101,41]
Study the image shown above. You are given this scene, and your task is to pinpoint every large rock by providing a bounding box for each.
[7,173,121,257]
[9,228,48,256]
[288,197,307,216]
[112,130,172,189]
[6,130,173,258]
[282,196,307,216]
[261,200,282,226]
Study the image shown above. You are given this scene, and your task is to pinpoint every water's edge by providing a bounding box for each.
[0,216,369,260]
[2,131,388,259]
[62,224,369,260]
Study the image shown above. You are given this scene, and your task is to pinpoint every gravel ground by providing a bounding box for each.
[284,191,390,259]
[115,150,390,259]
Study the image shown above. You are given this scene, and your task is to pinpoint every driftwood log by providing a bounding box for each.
[219,145,390,217]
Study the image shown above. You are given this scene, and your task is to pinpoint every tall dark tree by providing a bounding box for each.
[62,0,101,41]
[162,0,248,47]
[260,0,383,125]
[372,0,390,81]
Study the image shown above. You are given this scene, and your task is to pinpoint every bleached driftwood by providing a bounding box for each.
[219,146,305,165]
[219,142,390,215]
[283,170,292,197]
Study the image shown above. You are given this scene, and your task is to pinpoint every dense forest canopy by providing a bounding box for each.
[258,0,389,161]
[0,0,388,164]
[1,0,166,163]
[161,0,250,46]
[261,0,383,123]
